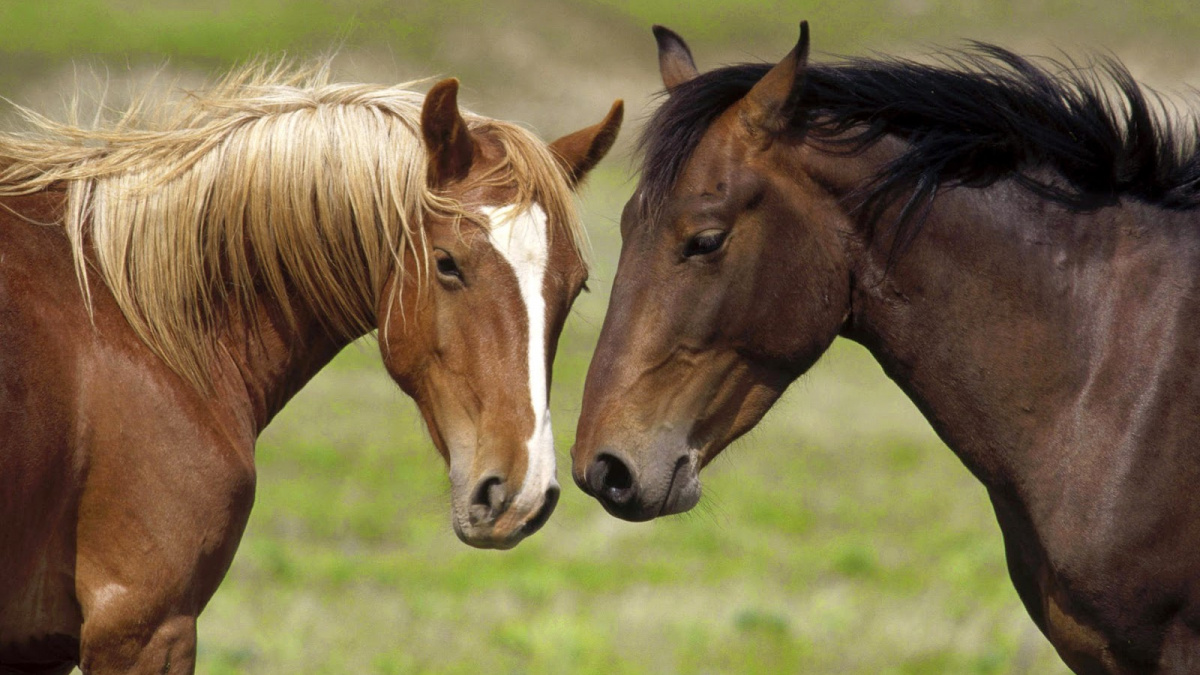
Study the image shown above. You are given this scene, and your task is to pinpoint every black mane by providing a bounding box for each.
[639,45,1200,249]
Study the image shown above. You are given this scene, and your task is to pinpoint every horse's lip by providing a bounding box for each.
[520,485,560,535]
[657,454,691,517]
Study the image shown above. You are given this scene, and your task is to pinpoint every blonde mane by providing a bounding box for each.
[0,62,586,388]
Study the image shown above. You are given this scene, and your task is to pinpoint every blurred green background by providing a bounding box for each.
[5,2,1199,673]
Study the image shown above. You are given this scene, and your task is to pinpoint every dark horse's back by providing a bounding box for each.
[0,191,87,669]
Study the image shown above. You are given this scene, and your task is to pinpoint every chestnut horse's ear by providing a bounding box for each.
[549,99,624,187]
[739,21,811,143]
[654,25,699,90]
[421,78,477,187]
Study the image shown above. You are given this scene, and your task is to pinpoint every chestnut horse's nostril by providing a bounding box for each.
[522,485,560,536]
[468,476,507,525]
[588,452,636,506]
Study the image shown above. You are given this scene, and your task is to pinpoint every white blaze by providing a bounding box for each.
[480,204,557,510]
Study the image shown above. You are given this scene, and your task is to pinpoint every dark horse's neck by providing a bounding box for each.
[818,140,1200,669]
[819,131,1200,666]
[829,146,1200,497]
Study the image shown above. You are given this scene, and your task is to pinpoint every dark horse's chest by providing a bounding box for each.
[986,290,1200,673]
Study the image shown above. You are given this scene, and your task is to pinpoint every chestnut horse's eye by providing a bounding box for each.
[434,250,463,281]
[683,229,728,258]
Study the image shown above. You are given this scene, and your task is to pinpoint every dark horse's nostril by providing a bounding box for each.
[588,453,635,506]
[469,476,507,525]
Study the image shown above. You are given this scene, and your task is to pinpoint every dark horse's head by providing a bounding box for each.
[571,23,853,520]
[572,17,1200,520]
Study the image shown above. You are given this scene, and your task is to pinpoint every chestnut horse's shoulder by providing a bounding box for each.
[0,192,88,661]
[0,191,86,436]
[0,191,260,664]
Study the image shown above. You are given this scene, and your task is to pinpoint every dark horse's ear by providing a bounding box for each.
[421,78,477,188]
[654,25,699,90]
[739,21,810,144]
[549,100,624,187]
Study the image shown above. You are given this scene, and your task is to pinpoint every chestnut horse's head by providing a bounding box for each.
[383,80,622,548]
[572,24,852,521]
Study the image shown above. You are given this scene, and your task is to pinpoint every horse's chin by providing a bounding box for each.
[452,523,525,550]
[450,515,539,550]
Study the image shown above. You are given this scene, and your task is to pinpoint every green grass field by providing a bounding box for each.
[4,2,1199,673]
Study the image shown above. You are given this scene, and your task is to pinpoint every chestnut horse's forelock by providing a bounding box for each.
[0,61,587,390]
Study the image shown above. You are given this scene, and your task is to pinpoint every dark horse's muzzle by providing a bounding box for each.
[574,446,701,521]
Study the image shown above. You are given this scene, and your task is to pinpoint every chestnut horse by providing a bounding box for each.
[0,64,621,673]
[573,22,1200,674]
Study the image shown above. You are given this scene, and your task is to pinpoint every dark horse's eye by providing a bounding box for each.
[684,229,728,258]
[434,250,462,281]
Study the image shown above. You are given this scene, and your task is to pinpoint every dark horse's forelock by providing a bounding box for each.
[638,44,1200,251]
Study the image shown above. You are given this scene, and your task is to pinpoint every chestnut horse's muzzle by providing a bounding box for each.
[451,476,560,549]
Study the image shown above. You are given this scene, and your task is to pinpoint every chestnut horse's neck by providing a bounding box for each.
[214,297,358,434]
[821,144,1200,492]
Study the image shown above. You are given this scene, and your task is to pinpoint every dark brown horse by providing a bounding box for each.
[572,22,1200,674]
[0,65,621,674]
